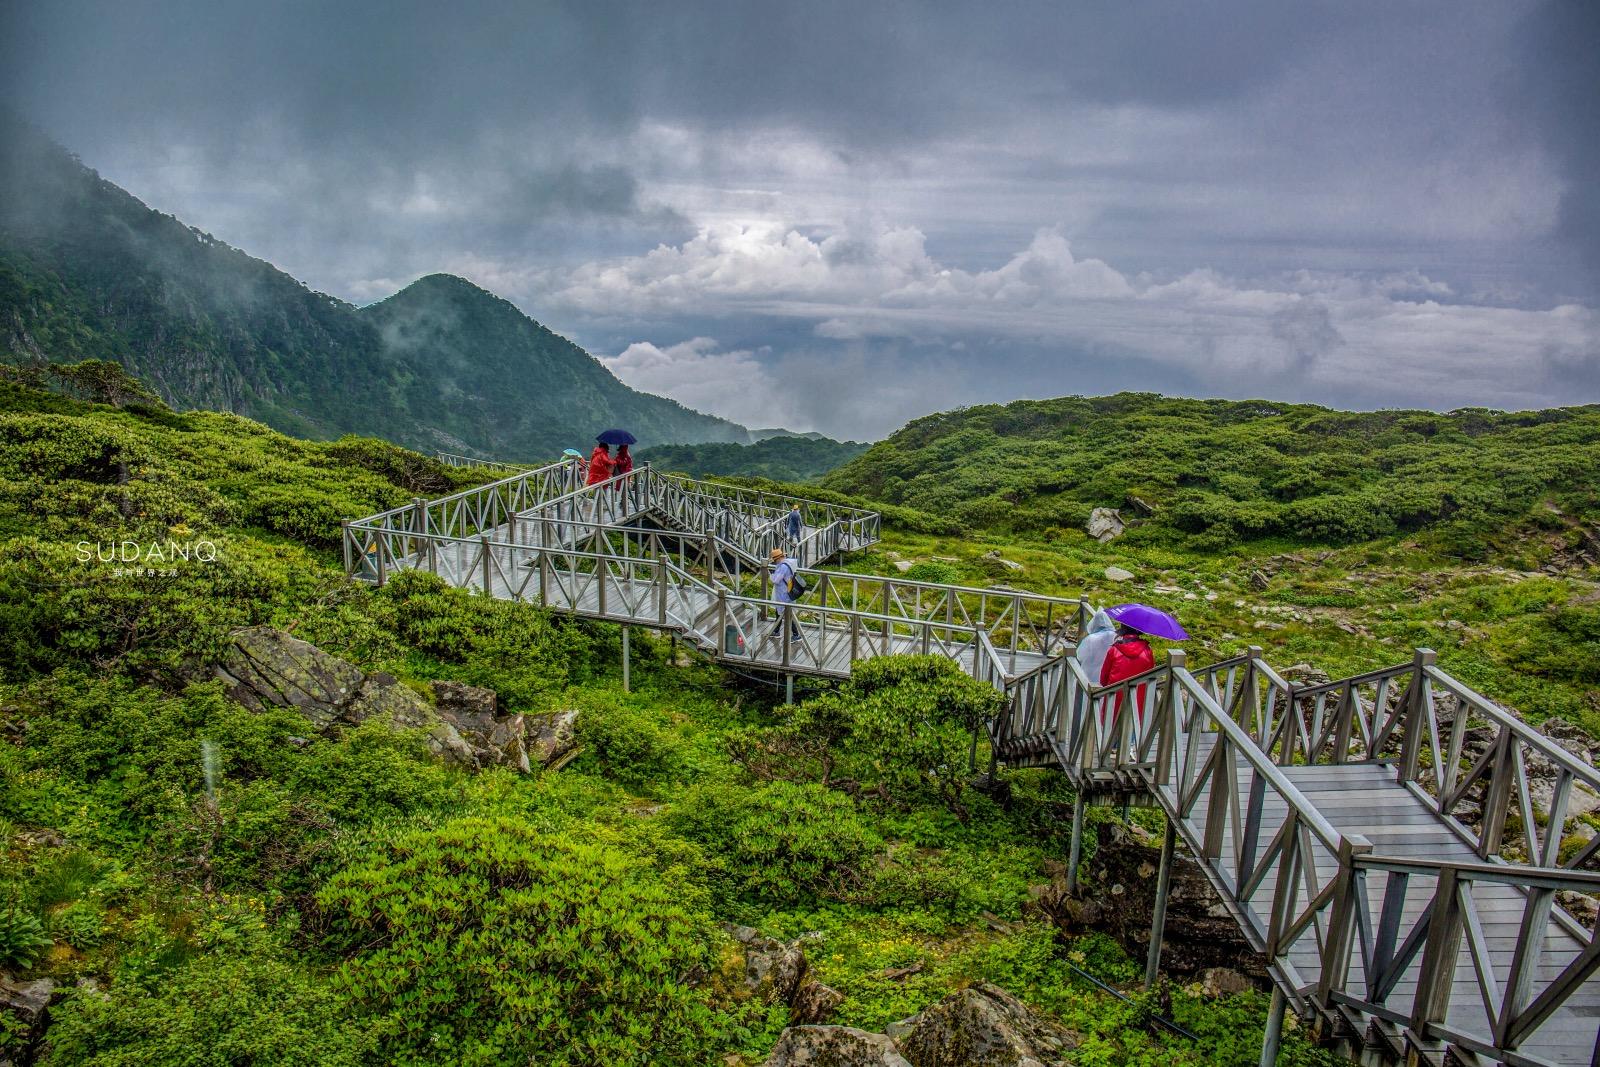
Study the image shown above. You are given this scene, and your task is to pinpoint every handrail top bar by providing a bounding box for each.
[436,451,538,470]
[1426,665,1600,787]
[349,457,579,527]
[1286,661,1417,698]
[1356,852,1600,890]
[657,468,877,519]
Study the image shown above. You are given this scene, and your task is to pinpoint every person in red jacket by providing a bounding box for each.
[612,444,634,479]
[1100,623,1156,732]
[586,443,614,486]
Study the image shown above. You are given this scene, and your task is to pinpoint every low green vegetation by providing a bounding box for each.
[9,370,1599,1065]
[824,393,1600,557]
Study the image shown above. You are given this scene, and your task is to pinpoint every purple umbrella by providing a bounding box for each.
[1106,603,1189,640]
[596,428,637,445]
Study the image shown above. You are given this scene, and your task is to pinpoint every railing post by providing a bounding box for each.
[1259,986,1287,1067]
[1066,790,1086,894]
[1243,645,1264,740]
[375,529,387,587]
[717,591,729,657]
[479,534,492,593]
[1410,866,1464,1041]
[538,551,550,607]
[621,624,631,693]
[1155,651,1184,786]
[341,520,354,578]
[1398,648,1437,784]
[1479,729,1516,858]
[1145,819,1177,990]
[1316,834,1373,1007]
[657,554,668,625]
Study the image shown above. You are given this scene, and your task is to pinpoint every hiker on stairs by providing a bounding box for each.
[768,548,802,641]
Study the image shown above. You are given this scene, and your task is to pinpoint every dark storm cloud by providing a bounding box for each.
[1512,0,1600,299]
[1,0,1593,437]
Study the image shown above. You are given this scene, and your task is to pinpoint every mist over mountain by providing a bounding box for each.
[0,115,753,456]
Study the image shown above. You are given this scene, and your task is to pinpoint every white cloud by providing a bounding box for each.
[601,337,799,429]
[549,222,1599,423]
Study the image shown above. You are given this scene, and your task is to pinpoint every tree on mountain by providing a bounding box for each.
[47,360,164,409]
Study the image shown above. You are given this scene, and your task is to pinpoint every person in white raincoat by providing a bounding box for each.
[1076,609,1116,685]
[1075,609,1117,737]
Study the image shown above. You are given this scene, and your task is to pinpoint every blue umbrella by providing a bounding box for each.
[562,448,583,458]
[596,429,637,445]
[1106,603,1189,640]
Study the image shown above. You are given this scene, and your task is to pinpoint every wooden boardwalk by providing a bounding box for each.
[348,458,1600,1066]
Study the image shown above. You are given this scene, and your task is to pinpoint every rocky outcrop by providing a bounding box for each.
[1086,508,1124,543]
[1035,822,1265,980]
[791,977,845,1025]
[722,924,808,1004]
[763,1026,912,1067]
[431,681,531,773]
[527,710,579,767]
[762,984,1076,1067]
[215,627,476,769]
[896,982,1077,1067]
[0,976,55,1063]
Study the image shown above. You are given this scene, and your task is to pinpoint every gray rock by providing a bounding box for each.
[432,681,531,774]
[791,977,845,1025]
[0,976,55,1056]
[215,625,363,727]
[348,673,477,769]
[982,550,1024,573]
[894,560,916,573]
[723,923,807,1005]
[1200,967,1252,997]
[1086,508,1125,543]
[527,710,580,767]
[897,983,1077,1067]
[1103,566,1135,582]
[763,1026,912,1067]
[216,627,475,770]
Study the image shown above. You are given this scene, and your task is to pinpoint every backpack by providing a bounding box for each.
[778,560,809,599]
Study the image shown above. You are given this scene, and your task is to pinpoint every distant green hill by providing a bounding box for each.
[822,393,1600,553]
[637,434,869,482]
[0,115,750,457]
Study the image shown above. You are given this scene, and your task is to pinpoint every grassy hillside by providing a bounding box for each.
[0,116,749,457]
[638,434,869,482]
[822,393,1600,560]
[0,371,1352,1065]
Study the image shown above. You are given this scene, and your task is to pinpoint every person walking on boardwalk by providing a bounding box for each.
[586,442,613,486]
[785,503,802,544]
[1076,608,1117,732]
[768,548,802,641]
[613,443,634,479]
[1100,622,1155,700]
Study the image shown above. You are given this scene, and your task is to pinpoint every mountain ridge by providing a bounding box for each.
[0,115,755,456]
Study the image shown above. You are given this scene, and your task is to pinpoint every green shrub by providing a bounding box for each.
[669,781,883,905]
[904,561,961,585]
[0,903,51,969]
[42,949,364,1067]
[318,815,719,1066]
[574,694,687,788]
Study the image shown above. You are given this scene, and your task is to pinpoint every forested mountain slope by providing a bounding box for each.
[0,115,749,456]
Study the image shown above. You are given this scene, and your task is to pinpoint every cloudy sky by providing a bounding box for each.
[3,0,1597,439]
